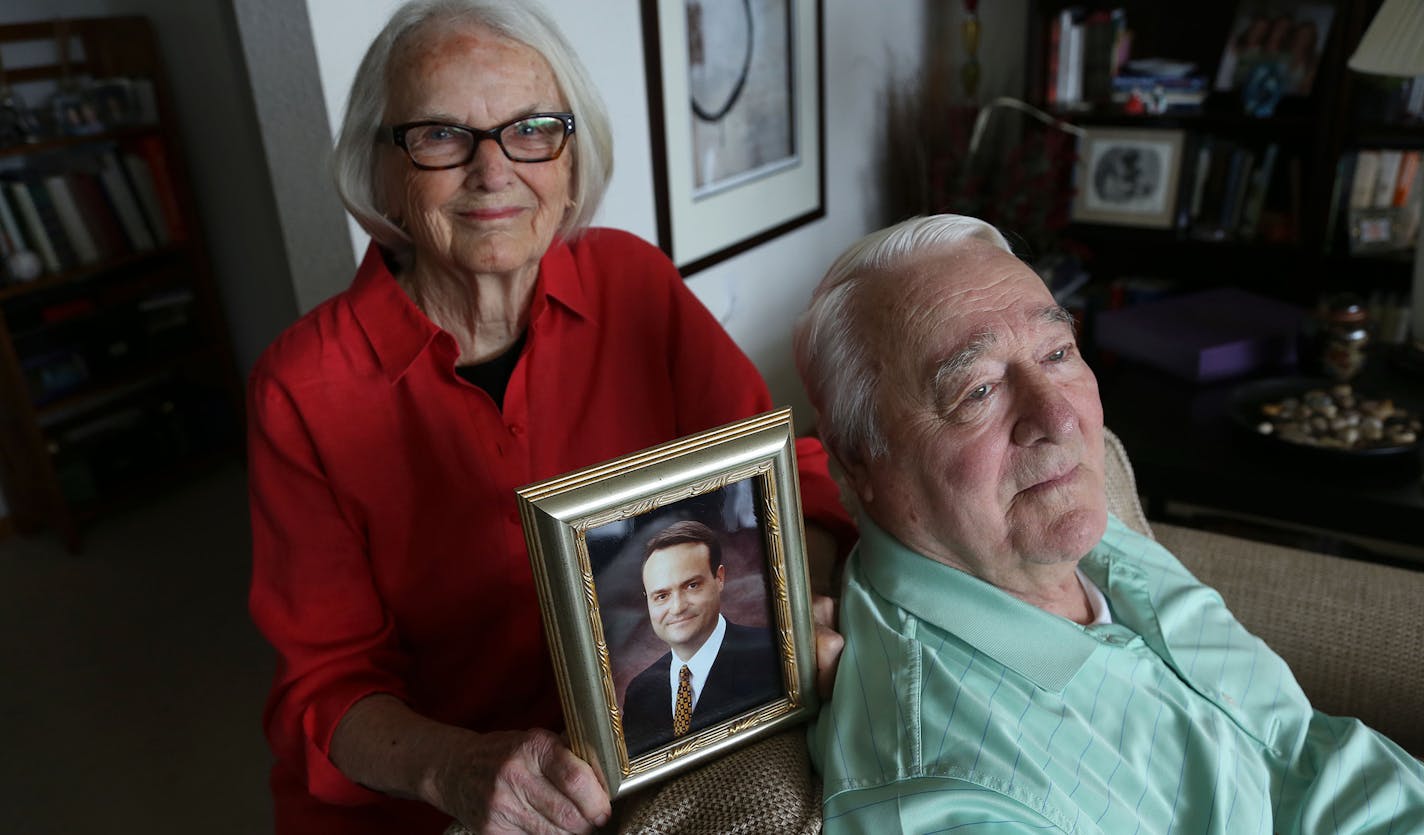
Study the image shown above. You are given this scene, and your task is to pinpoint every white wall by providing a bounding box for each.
[301,0,1025,430]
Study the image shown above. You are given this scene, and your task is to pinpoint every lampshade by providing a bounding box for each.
[1348,0,1424,76]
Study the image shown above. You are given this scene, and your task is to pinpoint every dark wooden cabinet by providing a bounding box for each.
[0,17,241,551]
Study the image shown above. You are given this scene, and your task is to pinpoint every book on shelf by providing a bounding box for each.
[0,186,26,257]
[1189,137,1238,239]
[22,348,90,404]
[1046,10,1064,106]
[4,179,67,274]
[118,152,171,247]
[1061,8,1086,107]
[1221,147,1257,234]
[1398,157,1424,246]
[1372,150,1404,209]
[96,151,157,252]
[1081,9,1126,103]
[1048,7,1134,109]
[1185,136,1214,225]
[1238,143,1279,240]
[124,135,186,242]
[1368,291,1414,346]
[1391,151,1420,208]
[43,175,101,266]
[65,172,130,260]
[1180,136,1290,242]
[1323,152,1354,254]
[1348,150,1380,211]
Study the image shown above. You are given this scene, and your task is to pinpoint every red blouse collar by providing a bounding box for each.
[347,236,593,383]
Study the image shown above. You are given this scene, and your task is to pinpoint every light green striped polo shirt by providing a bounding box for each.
[810,514,1424,834]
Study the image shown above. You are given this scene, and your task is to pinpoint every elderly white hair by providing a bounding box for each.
[330,0,614,255]
[793,214,1014,464]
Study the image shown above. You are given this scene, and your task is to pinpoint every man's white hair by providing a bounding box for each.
[793,214,1013,464]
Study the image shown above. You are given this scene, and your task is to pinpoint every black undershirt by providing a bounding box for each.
[455,332,526,411]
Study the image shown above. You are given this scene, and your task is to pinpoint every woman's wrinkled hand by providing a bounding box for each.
[433,728,610,835]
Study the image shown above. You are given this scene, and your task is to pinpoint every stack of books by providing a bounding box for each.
[1047,6,1132,109]
[1112,62,1209,113]
[0,136,185,286]
[1325,148,1424,255]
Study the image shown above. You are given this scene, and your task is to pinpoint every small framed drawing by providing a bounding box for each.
[641,0,825,277]
[1071,127,1186,229]
[1347,207,1400,254]
[517,408,818,798]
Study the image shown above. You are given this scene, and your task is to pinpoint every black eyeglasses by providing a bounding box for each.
[387,112,575,170]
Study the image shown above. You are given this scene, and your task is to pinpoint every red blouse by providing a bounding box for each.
[247,228,853,833]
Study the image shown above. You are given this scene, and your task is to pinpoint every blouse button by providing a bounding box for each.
[508,423,523,437]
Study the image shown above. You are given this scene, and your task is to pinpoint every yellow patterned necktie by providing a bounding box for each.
[673,664,693,737]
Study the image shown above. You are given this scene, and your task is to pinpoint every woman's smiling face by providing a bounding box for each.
[381,23,573,278]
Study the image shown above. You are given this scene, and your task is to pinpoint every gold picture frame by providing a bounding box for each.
[516,408,818,799]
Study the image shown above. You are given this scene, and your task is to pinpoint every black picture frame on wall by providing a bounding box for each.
[641,0,825,277]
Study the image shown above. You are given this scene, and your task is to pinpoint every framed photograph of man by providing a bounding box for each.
[1071,127,1186,229]
[641,0,825,276]
[516,408,819,798]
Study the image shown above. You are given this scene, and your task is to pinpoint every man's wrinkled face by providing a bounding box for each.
[845,242,1108,583]
[643,543,724,660]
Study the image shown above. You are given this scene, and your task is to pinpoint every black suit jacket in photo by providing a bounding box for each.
[619,620,783,757]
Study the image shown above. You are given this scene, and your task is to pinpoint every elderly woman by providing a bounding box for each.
[246,1,852,833]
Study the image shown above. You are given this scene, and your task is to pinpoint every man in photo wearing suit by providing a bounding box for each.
[620,520,783,756]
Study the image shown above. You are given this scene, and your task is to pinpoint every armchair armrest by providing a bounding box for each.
[1159,522,1424,757]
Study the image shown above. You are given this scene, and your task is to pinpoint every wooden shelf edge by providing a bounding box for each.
[0,245,188,303]
[0,124,163,160]
[33,345,218,428]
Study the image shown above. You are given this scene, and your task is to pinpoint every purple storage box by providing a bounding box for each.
[1094,287,1305,383]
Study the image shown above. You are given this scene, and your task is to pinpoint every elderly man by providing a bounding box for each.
[794,214,1424,833]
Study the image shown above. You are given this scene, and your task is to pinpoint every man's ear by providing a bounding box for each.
[714,564,725,587]
[826,445,873,512]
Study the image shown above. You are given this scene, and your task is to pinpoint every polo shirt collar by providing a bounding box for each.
[856,514,1102,693]
[348,237,592,384]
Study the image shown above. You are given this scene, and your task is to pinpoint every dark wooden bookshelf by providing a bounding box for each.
[1027,0,1423,308]
[1027,1,1424,562]
[0,17,242,552]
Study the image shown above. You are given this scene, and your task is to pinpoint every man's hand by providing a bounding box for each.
[812,594,844,699]
[431,728,611,835]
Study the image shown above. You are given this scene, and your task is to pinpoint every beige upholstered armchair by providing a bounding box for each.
[452,428,1424,834]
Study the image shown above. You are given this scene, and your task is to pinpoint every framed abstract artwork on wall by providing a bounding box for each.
[641,0,825,276]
